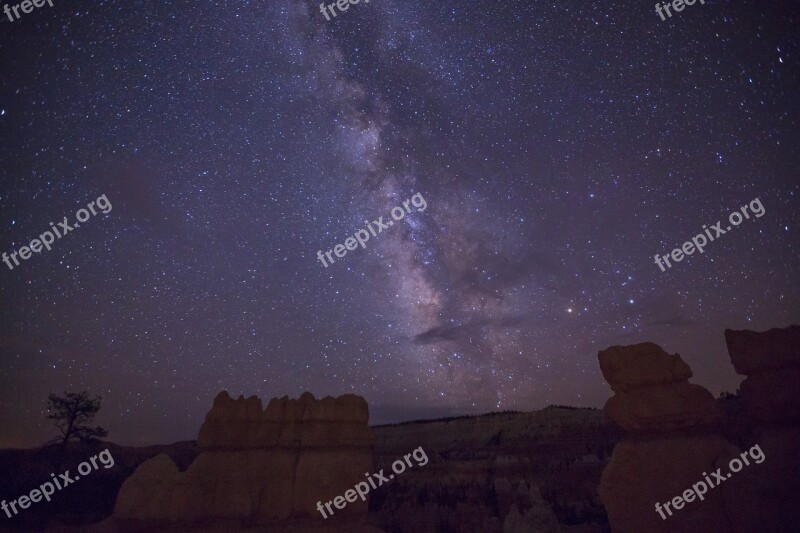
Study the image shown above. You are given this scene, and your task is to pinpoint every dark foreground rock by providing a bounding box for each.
[597,342,743,533]
[0,441,199,532]
[598,326,800,533]
[725,326,800,532]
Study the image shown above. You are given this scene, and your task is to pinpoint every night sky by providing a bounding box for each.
[1,0,798,448]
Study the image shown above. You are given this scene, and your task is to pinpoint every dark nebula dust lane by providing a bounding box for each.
[0,0,798,446]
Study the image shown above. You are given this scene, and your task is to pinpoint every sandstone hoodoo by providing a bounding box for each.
[597,342,742,533]
[113,391,375,530]
[725,325,800,423]
[598,342,720,432]
[597,329,800,533]
[598,342,693,392]
[725,326,800,530]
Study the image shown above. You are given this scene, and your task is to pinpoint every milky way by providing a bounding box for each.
[1,0,798,446]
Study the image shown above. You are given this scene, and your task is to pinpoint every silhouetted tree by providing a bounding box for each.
[46,391,108,447]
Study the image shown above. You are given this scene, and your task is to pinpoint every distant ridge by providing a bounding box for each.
[371,405,600,428]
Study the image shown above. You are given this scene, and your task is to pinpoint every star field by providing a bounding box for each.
[1,0,798,446]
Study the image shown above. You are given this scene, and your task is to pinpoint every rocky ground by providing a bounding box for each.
[370,407,620,533]
[0,406,620,532]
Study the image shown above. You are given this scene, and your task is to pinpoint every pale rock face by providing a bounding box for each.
[197,391,371,449]
[113,454,180,521]
[501,484,560,533]
[114,391,374,528]
[497,479,559,533]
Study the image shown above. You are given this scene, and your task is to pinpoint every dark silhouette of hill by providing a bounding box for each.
[0,441,199,531]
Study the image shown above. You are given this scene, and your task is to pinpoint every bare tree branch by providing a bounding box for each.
[46,391,108,447]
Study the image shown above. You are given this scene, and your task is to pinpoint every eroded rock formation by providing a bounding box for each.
[598,328,800,533]
[725,325,800,424]
[500,480,560,533]
[600,342,721,433]
[597,342,743,533]
[725,326,800,531]
[113,391,376,531]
